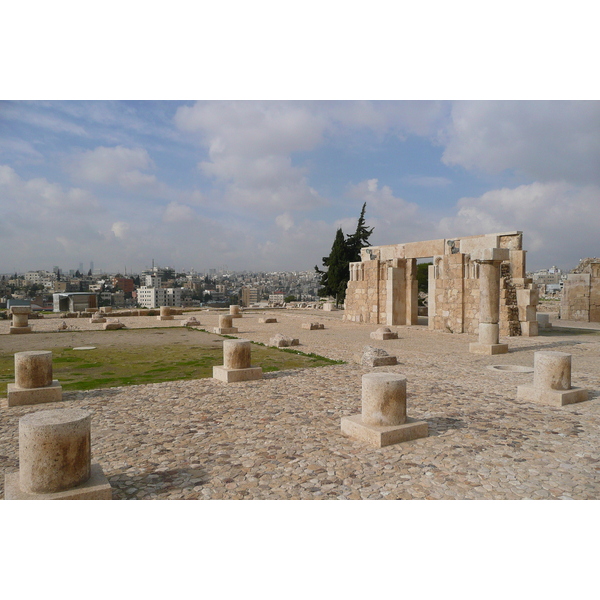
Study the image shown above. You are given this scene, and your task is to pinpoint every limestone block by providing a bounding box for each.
[301,322,324,330]
[230,305,242,318]
[354,346,398,367]
[103,321,125,330]
[361,373,407,426]
[341,415,429,448]
[258,317,277,323]
[341,372,428,448]
[478,323,499,345]
[270,334,299,347]
[212,365,262,383]
[517,288,539,306]
[18,408,91,494]
[470,248,510,263]
[370,327,398,341]
[469,342,509,355]
[7,381,63,407]
[15,351,52,388]
[182,317,200,327]
[323,303,337,311]
[520,321,539,336]
[536,313,551,328]
[516,351,589,406]
[533,351,571,390]
[5,463,112,500]
[518,305,537,322]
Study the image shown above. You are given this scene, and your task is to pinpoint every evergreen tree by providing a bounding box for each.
[346,202,374,262]
[315,203,374,307]
[315,228,351,306]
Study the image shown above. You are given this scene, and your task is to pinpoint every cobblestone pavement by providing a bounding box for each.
[1,309,599,499]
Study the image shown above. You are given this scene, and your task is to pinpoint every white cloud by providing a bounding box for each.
[275,212,294,231]
[175,101,327,213]
[162,202,195,223]
[437,181,600,270]
[402,175,452,187]
[111,221,130,239]
[441,101,600,186]
[68,145,157,188]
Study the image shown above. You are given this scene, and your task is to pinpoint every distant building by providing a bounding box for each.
[137,286,182,309]
[241,287,258,307]
[53,292,98,313]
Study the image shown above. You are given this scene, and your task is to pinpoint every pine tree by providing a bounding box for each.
[346,202,374,262]
[315,228,350,306]
[316,203,374,307]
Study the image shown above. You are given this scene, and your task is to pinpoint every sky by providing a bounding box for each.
[2,99,599,275]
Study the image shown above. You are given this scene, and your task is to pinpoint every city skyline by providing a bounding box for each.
[2,100,599,275]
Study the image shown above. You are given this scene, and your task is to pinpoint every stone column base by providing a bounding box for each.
[9,326,32,334]
[516,384,589,407]
[469,342,509,355]
[7,381,63,407]
[520,321,539,336]
[157,316,174,321]
[212,365,262,383]
[4,463,112,500]
[341,415,428,448]
[214,327,238,334]
[370,331,398,340]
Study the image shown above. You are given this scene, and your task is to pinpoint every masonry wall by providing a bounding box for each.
[344,231,538,336]
[561,261,600,322]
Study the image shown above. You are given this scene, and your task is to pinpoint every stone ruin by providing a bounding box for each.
[560,258,600,322]
[341,372,428,447]
[4,408,112,500]
[344,231,538,337]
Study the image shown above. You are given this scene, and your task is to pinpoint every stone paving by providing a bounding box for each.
[1,309,599,499]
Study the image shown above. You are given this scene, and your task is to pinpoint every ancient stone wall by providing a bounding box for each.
[561,259,600,322]
[344,231,538,336]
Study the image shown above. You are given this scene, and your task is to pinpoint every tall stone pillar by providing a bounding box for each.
[469,248,509,355]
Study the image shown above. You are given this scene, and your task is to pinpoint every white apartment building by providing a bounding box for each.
[137,286,182,309]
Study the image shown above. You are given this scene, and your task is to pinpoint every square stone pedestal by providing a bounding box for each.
[516,384,589,407]
[214,327,238,334]
[7,381,63,407]
[212,365,262,383]
[341,415,428,448]
[9,326,32,334]
[4,463,112,500]
[469,342,509,355]
[370,331,397,340]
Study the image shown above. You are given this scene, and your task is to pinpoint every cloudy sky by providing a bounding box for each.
[2,100,598,274]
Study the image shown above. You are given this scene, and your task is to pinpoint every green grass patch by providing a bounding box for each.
[0,327,344,394]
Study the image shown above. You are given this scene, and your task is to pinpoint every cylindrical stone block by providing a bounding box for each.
[13,312,30,327]
[15,351,53,389]
[533,351,572,391]
[19,408,91,494]
[479,322,499,345]
[230,305,241,315]
[223,338,251,369]
[219,314,233,329]
[160,306,171,317]
[478,261,501,324]
[361,373,407,427]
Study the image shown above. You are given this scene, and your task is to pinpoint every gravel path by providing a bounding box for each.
[1,309,599,499]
